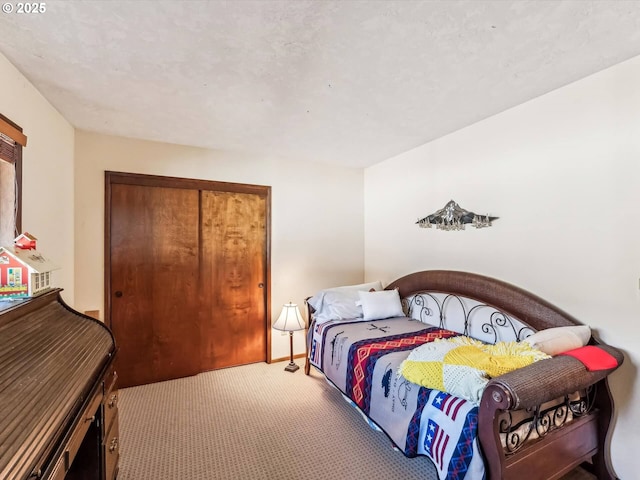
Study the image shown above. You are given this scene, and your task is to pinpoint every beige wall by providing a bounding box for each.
[364,55,640,477]
[0,53,75,302]
[74,131,364,359]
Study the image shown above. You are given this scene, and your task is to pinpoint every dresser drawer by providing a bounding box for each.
[104,387,119,434]
[103,413,120,480]
[104,367,118,397]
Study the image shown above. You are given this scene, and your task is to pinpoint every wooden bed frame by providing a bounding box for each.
[305,270,623,480]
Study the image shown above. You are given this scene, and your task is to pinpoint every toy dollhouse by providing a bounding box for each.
[0,233,59,299]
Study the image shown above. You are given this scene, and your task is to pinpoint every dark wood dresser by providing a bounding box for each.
[0,289,119,480]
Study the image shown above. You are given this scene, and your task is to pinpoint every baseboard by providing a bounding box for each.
[270,352,306,364]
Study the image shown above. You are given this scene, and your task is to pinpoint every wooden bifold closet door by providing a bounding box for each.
[106,172,270,388]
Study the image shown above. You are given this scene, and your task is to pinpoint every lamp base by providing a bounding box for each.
[284,362,299,373]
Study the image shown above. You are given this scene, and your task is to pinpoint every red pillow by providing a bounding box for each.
[559,346,619,371]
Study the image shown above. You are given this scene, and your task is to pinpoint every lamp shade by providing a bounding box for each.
[272,302,305,332]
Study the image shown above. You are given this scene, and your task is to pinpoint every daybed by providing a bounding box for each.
[304,270,623,480]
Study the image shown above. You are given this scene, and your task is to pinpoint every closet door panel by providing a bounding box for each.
[200,190,267,370]
[110,183,201,387]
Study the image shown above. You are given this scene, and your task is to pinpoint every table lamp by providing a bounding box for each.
[272,302,305,372]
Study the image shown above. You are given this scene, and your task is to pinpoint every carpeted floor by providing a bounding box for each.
[118,361,596,480]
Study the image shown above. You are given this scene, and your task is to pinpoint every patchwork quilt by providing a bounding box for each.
[309,316,486,480]
[400,336,550,403]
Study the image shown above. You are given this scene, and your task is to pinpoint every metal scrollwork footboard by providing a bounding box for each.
[499,385,594,455]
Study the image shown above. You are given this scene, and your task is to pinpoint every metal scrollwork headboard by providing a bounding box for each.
[403,292,534,344]
[387,270,581,342]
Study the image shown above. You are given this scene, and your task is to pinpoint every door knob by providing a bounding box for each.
[258,283,264,288]
[114,291,123,298]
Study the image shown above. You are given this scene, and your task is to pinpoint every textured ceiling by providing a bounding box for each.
[2,0,640,167]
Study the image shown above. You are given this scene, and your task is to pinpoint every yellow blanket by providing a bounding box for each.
[400,336,549,404]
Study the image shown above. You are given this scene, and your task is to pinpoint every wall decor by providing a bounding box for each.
[417,200,498,231]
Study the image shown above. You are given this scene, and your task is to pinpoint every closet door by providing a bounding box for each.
[200,190,268,370]
[106,172,270,388]
[109,183,202,388]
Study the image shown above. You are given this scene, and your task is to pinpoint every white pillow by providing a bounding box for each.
[523,325,591,356]
[308,281,383,322]
[318,289,363,320]
[358,289,404,321]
